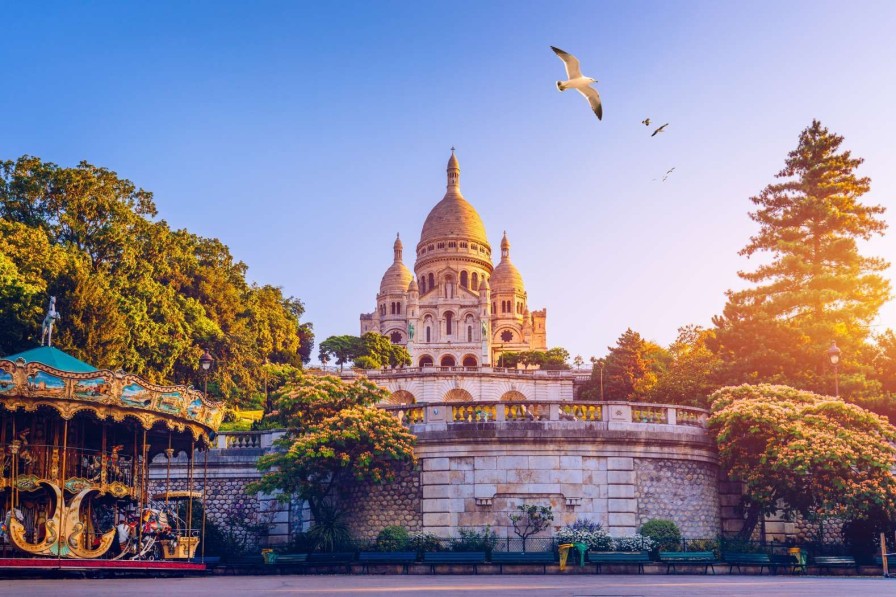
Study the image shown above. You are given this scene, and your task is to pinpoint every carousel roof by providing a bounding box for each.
[3,346,98,373]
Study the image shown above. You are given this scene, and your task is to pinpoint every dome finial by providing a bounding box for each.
[501,231,510,259]
[447,148,460,189]
[393,233,403,262]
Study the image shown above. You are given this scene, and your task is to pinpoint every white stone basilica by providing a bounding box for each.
[360,152,547,367]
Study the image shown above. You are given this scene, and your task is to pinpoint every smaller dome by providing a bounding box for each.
[492,231,525,291]
[408,278,418,292]
[380,234,413,294]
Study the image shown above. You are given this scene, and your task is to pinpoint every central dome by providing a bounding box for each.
[418,152,489,248]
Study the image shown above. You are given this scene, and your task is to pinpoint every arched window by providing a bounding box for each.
[445,312,453,336]
[426,326,431,343]
[428,273,434,291]
[419,355,433,367]
[380,304,386,316]
[419,277,425,293]
[460,271,468,288]
[396,302,401,314]
[472,272,478,290]
[440,355,456,367]
[492,303,496,314]
[467,325,473,342]
[462,355,477,367]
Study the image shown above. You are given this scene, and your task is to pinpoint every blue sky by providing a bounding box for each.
[2,1,895,362]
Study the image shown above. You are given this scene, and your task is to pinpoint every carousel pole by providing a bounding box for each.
[165,431,173,506]
[201,443,208,562]
[11,415,17,510]
[187,438,195,554]
[138,429,148,549]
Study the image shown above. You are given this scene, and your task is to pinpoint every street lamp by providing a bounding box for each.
[827,341,841,398]
[199,350,214,397]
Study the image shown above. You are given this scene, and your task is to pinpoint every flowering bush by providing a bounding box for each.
[611,534,656,552]
[408,531,443,553]
[556,521,612,551]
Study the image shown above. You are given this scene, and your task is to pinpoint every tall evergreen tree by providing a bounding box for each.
[712,120,890,396]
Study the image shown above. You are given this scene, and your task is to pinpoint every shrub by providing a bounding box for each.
[683,538,719,556]
[307,502,352,552]
[408,531,443,554]
[556,519,612,551]
[639,519,681,552]
[612,534,656,552]
[452,526,498,554]
[375,526,409,551]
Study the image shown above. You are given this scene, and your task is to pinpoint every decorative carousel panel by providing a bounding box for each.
[0,365,15,395]
[72,375,114,401]
[26,370,67,398]
[121,382,154,408]
[158,391,187,416]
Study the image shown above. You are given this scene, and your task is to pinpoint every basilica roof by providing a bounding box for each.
[380,234,414,294]
[418,151,490,248]
[491,231,525,291]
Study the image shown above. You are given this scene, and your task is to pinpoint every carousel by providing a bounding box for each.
[0,299,222,571]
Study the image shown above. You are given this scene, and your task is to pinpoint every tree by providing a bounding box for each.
[542,347,571,370]
[708,384,896,541]
[318,335,363,370]
[580,329,667,401]
[712,121,890,396]
[318,332,411,370]
[249,373,416,546]
[509,504,554,552]
[573,355,584,369]
[646,326,723,408]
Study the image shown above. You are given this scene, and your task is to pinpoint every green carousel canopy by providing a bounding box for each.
[0,344,223,441]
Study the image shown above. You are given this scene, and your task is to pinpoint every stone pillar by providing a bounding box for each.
[606,456,638,536]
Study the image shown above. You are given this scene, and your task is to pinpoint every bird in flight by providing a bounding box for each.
[651,123,669,137]
[550,46,602,120]
[662,167,676,182]
[642,118,651,126]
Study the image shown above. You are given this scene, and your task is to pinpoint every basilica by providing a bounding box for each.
[360,151,547,367]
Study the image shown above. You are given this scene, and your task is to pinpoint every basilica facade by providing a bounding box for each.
[360,152,547,367]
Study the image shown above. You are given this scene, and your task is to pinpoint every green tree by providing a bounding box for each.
[712,121,890,396]
[509,504,554,552]
[582,329,667,401]
[318,335,363,370]
[646,326,722,408]
[709,384,896,540]
[249,374,417,542]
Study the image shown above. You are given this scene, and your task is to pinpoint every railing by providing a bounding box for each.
[305,365,590,380]
[379,400,708,429]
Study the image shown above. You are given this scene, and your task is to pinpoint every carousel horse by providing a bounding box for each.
[40,296,61,347]
[17,429,34,474]
[107,444,124,482]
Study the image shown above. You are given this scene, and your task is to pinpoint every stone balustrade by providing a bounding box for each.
[307,365,593,382]
[380,400,708,429]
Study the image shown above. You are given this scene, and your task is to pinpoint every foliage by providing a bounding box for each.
[711,121,890,397]
[318,332,411,370]
[709,384,896,540]
[190,500,273,556]
[509,504,554,551]
[408,531,443,554]
[682,538,719,555]
[249,373,416,532]
[451,526,498,553]
[638,519,682,552]
[374,525,410,551]
[306,501,352,552]
[611,534,656,552]
[0,156,313,404]
[645,326,723,408]
[496,348,570,370]
[580,329,667,400]
[556,519,612,551]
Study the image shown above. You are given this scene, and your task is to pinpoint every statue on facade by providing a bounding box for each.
[408,322,415,340]
[41,296,61,347]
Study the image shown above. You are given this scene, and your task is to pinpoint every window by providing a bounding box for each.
[390,331,402,343]
[428,244,434,251]
[445,312,453,336]
[428,273,434,291]
[420,248,426,255]
[440,355,456,367]
[462,355,477,367]
[380,304,386,316]
[426,326,431,342]
[501,330,513,342]
[419,277,425,293]
[460,242,467,248]
[467,325,473,342]
[448,241,456,248]
[419,355,433,367]
[460,271,468,288]
[471,272,478,290]
[492,303,496,314]
[437,242,445,249]
[397,302,401,314]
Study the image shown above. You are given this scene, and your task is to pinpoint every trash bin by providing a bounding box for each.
[788,547,806,571]
[559,543,573,570]
[261,548,278,564]
[573,542,588,567]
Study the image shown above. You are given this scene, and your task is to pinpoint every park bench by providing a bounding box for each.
[308,551,355,573]
[813,555,858,574]
[223,553,265,575]
[358,551,418,574]
[770,553,805,575]
[422,551,487,574]
[490,551,556,573]
[587,551,651,574]
[659,551,717,574]
[271,553,309,574]
[873,554,896,568]
[722,552,775,574]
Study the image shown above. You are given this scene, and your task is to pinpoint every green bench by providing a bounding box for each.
[722,552,774,574]
[271,553,309,574]
[305,551,355,573]
[813,555,858,574]
[770,553,805,575]
[873,554,896,568]
[490,551,556,573]
[422,551,487,574]
[659,551,717,574]
[587,551,651,574]
[358,551,418,574]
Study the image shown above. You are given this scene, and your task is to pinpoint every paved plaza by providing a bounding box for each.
[0,575,893,597]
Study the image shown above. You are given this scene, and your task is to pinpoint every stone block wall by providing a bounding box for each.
[342,468,423,541]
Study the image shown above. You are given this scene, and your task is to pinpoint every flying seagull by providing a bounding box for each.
[550,46,602,120]
[642,118,651,126]
[662,167,676,182]
[651,123,669,137]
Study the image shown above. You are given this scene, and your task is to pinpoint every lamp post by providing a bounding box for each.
[199,350,214,397]
[827,341,841,398]
[599,359,605,401]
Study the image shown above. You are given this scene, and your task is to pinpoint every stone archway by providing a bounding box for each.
[440,355,456,367]
[462,355,478,367]
[419,355,434,367]
[500,390,527,402]
[384,389,416,405]
[444,388,474,402]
